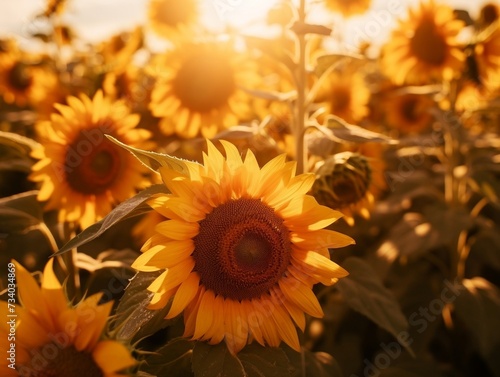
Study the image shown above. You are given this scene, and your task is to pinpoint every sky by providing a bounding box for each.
[0,0,494,51]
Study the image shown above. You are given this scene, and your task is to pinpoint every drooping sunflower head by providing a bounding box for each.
[29,90,152,229]
[473,20,500,90]
[381,0,465,85]
[312,151,374,226]
[149,42,256,138]
[324,0,371,18]
[384,92,435,134]
[478,3,500,29]
[148,0,198,40]
[315,69,370,124]
[132,140,354,354]
[0,259,136,377]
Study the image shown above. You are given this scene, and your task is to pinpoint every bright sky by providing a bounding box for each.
[0,0,494,50]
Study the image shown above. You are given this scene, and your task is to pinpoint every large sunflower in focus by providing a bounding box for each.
[0,260,136,376]
[381,1,465,85]
[149,42,256,138]
[30,91,151,229]
[148,0,198,39]
[324,0,371,18]
[132,140,354,354]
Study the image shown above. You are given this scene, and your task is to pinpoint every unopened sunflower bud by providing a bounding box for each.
[312,152,372,210]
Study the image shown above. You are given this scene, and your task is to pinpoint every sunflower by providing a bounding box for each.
[132,140,354,354]
[381,1,465,85]
[0,260,136,376]
[314,70,370,124]
[474,21,500,89]
[147,0,198,40]
[0,52,54,107]
[149,42,256,138]
[324,0,371,18]
[30,90,152,229]
[384,92,435,134]
[312,151,375,226]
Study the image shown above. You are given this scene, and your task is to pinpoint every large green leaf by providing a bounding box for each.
[106,135,200,175]
[55,184,169,255]
[0,190,43,233]
[141,337,195,377]
[283,346,343,377]
[192,341,292,377]
[113,271,173,341]
[336,257,412,353]
[454,277,500,366]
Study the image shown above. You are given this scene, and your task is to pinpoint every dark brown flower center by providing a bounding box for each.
[65,127,124,195]
[330,84,351,115]
[401,95,420,123]
[192,198,292,301]
[19,344,103,377]
[172,50,236,113]
[8,62,32,91]
[410,18,447,66]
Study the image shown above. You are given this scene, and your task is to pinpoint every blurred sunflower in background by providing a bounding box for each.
[381,0,465,85]
[315,69,370,124]
[324,0,371,18]
[29,90,152,229]
[0,260,136,376]
[148,0,199,40]
[132,140,353,354]
[473,19,500,90]
[384,91,435,134]
[149,42,257,138]
[0,52,55,108]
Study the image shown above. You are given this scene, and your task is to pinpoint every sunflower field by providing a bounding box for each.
[1,0,500,376]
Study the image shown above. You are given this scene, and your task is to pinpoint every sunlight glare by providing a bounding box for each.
[199,0,281,35]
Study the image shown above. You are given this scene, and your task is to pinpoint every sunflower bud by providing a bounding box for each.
[312,152,372,211]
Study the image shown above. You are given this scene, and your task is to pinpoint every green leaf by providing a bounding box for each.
[314,53,364,77]
[283,346,342,377]
[141,338,194,377]
[55,184,169,255]
[192,342,245,377]
[336,257,412,354]
[238,343,292,377]
[113,271,173,341]
[0,190,43,233]
[244,36,296,73]
[106,135,200,175]
[323,116,397,144]
[192,341,292,377]
[0,131,39,173]
[454,277,500,361]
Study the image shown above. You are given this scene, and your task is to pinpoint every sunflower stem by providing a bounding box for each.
[294,0,308,175]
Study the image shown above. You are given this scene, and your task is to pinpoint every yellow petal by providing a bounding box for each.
[269,300,300,352]
[74,295,113,351]
[284,196,344,231]
[166,273,200,319]
[13,261,54,330]
[292,249,349,282]
[193,289,216,339]
[291,229,355,250]
[155,219,199,240]
[92,340,136,373]
[224,299,248,354]
[278,276,324,318]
